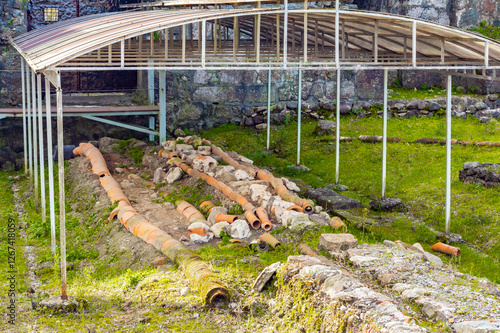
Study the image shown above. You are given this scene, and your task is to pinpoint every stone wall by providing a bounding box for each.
[158,69,383,133]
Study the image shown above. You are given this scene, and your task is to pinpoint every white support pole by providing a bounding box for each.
[374,20,378,63]
[159,70,167,143]
[303,0,308,63]
[149,116,155,142]
[148,61,154,105]
[485,41,490,68]
[56,71,68,300]
[21,59,27,175]
[335,0,340,66]
[26,63,33,182]
[202,20,206,68]
[335,69,341,183]
[45,77,56,254]
[108,44,112,64]
[120,40,125,68]
[165,28,169,60]
[32,70,39,212]
[297,69,302,165]
[182,24,186,64]
[412,21,417,67]
[283,0,288,67]
[267,69,271,150]
[37,74,46,225]
[382,69,388,199]
[445,74,452,234]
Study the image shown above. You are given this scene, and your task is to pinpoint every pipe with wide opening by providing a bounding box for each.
[163,151,261,230]
[74,142,229,307]
[255,207,273,231]
[259,233,280,249]
[208,144,315,213]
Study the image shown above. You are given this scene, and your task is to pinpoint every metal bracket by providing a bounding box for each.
[81,115,159,136]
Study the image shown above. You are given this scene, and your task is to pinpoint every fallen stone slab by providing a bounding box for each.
[332,209,376,229]
[319,233,358,252]
[253,262,281,292]
[369,198,402,212]
[307,186,362,210]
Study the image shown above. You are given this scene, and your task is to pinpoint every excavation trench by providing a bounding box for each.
[73,142,229,308]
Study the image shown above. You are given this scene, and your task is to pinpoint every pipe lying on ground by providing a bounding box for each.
[215,213,238,223]
[329,216,347,231]
[248,239,269,252]
[255,207,273,231]
[163,151,262,230]
[432,242,461,256]
[259,233,280,248]
[207,144,315,214]
[74,142,229,307]
[199,201,215,214]
[287,205,304,213]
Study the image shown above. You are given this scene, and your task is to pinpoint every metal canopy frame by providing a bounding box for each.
[11,0,500,300]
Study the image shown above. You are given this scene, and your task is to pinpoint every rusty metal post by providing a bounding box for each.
[45,77,56,253]
[56,72,68,300]
[37,74,46,225]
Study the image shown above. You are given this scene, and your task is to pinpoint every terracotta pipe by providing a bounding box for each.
[255,207,273,231]
[329,216,347,231]
[215,213,238,223]
[286,205,304,213]
[166,152,261,230]
[431,242,461,256]
[208,144,315,214]
[176,200,206,223]
[199,200,215,214]
[74,142,229,308]
[259,233,280,248]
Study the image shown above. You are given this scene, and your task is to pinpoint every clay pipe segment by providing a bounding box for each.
[329,216,347,232]
[210,145,258,177]
[286,205,304,213]
[255,169,315,214]
[259,233,280,249]
[255,207,273,231]
[168,154,261,230]
[199,201,215,214]
[215,213,238,223]
[432,242,461,256]
[176,200,206,223]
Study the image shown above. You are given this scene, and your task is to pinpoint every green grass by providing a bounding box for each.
[203,116,500,283]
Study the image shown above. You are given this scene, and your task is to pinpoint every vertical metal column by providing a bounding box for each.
[45,78,56,253]
[267,69,272,151]
[149,116,155,142]
[335,0,340,66]
[297,69,302,165]
[445,74,452,234]
[303,0,308,62]
[148,60,154,105]
[159,70,167,143]
[412,21,417,67]
[37,74,46,225]
[21,59,27,175]
[26,63,33,182]
[31,70,39,212]
[202,20,207,68]
[283,0,288,66]
[382,69,388,199]
[335,69,341,184]
[56,72,68,300]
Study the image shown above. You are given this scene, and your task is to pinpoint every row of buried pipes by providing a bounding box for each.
[71,137,318,306]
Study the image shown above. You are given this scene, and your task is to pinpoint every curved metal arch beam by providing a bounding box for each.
[11,8,500,72]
